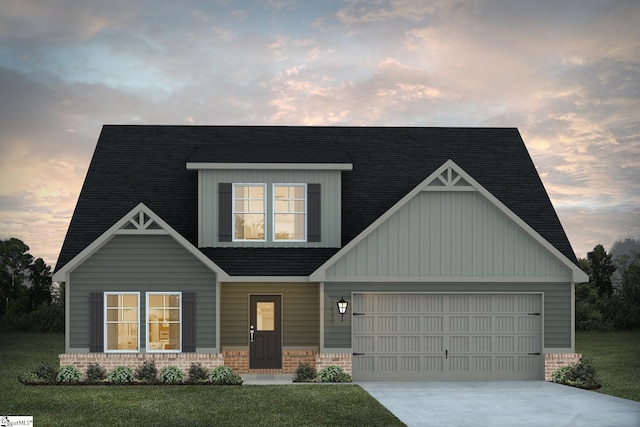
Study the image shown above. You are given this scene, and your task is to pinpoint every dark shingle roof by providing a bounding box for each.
[55,125,578,275]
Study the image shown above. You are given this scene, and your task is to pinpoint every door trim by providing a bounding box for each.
[249,294,282,369]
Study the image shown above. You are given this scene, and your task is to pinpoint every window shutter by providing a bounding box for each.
[219,183,232,242]
[89,292,104,352]
[182,292,196,352]
[308,183,321,242]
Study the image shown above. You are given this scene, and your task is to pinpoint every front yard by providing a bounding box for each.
[0,333,403,426]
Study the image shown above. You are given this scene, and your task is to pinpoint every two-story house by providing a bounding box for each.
[53,126,588,381]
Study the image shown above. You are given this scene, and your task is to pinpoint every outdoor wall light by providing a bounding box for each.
[337,297,348,321]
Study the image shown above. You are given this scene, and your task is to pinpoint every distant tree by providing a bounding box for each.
[28,258,53,310]
[0,238,34,315]
[587,244,617,297]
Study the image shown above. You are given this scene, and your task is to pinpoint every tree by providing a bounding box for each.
[28,257,53,310]
[0,238,34,315]
[587,244,617,297]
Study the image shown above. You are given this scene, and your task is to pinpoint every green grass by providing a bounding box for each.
[576,330,640,402]
[0,333,404,426]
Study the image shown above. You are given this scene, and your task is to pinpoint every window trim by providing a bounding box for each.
[104,292,140,354]
[272,183,307,242]
[146,292,182,353]
[232,183,267,242]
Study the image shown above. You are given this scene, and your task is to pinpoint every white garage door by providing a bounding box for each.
[352,293,542,380]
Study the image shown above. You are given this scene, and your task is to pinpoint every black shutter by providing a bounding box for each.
[308,184,321,242]
[219,183,232,242]
[182,292,196,352]
[89,292,104,352]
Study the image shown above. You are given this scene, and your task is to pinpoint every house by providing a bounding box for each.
[53,126,588,381]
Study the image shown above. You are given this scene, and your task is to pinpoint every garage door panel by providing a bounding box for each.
[352,293,542,381]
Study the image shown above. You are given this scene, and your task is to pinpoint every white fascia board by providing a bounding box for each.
[323,276,572,283]
[53,203,231,282]
[186,162,353,171]
[310,159,588,283]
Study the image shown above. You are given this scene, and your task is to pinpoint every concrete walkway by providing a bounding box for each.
[358,381,640,427]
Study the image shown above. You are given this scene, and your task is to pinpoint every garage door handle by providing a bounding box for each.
[445,350,448,359]
[353,353,365,356]
[528,353,541,355]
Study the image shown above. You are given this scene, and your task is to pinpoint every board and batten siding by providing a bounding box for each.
[326,191,572,279]
[199,169,341,247]
[323,283,571,350]
[220,282,319,348]
[69,234,217,352]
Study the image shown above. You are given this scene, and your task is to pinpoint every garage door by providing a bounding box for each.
[352,293,542,380]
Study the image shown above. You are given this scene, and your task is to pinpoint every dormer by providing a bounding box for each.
[187,144,353,248]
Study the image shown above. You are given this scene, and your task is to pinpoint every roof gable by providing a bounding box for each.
[310,160,588,283]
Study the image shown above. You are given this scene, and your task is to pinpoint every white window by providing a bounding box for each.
[146,292,181,352]
[105,292,139,352]
[233,184,266,241]
[273,184,306,241]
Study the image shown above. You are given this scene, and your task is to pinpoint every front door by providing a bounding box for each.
[249,295,282,369]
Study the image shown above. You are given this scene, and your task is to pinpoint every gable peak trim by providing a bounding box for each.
[424,163,474,191]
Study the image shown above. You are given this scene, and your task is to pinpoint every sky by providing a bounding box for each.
[0,0,639,269]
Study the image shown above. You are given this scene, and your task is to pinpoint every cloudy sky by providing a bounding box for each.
[1,0,639,269]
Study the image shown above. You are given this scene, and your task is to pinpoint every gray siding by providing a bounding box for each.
[324,282,571,350]
[200,169,342,247]
[326,191,571,279]
[220,282,319,348]
[69,234,217,351]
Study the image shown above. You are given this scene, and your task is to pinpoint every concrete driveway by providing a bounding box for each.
[358,381,640,427]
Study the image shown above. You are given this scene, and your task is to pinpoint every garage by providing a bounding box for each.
[352,293,542,381]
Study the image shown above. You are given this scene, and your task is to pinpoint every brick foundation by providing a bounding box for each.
[316,353,352,376]
[59,353,225,374]
[223,349,319,374]
[544,353,582,381]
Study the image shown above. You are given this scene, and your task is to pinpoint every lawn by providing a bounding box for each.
[0,333,404,427]
[575,330,640,402]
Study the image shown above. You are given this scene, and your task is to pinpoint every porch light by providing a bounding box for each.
[337,297,348,321]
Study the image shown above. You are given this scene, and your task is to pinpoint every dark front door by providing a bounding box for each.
[249,295,282,369]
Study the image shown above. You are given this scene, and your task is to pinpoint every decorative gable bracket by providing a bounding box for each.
[424,166,474,191]
[117,209,165,234]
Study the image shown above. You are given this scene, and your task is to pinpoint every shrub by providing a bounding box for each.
[108,366,135,384]
[188,363,209,382]
[159,366,185,384]
[134,360,158,382]
[18,372,42,384]
[552,357,600,389]
[86,363,107,382]
[318,365,352,383]
[57,365,83,383]
[293,362,317,382]
[33,362,59,382]
[208,366,243,385]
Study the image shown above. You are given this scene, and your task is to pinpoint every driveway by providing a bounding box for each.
[358,381,640,427]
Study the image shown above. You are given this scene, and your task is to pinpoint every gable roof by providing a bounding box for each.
[55,125,579,275]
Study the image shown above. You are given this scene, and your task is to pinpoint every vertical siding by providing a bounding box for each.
[326,191,571,279]
[200,169,342,247]
[324,282,572,350]
[69,234,217,351]
[220,282,319,348]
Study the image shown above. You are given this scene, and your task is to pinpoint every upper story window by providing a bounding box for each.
[274,184,306,241]
[233,184,266,241]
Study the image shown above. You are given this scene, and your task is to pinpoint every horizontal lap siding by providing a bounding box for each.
[69,234,216,350]
[324,282,571,350]
[220,283,319,348]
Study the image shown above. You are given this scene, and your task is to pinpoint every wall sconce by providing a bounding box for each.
[337,297,348,321]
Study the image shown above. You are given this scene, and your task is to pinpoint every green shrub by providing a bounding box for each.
[18,372,42,384]
[293,362,317,382]
[86,363,107,382]
[552,357,600,389]
[134,360,157,382]
[318,365,351,383]
[188,363,209,382]
[57,365,83,383]
[208,366,243,385]
[159,366,185,384]
[33,362,59,382]
[108,366,135,383]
